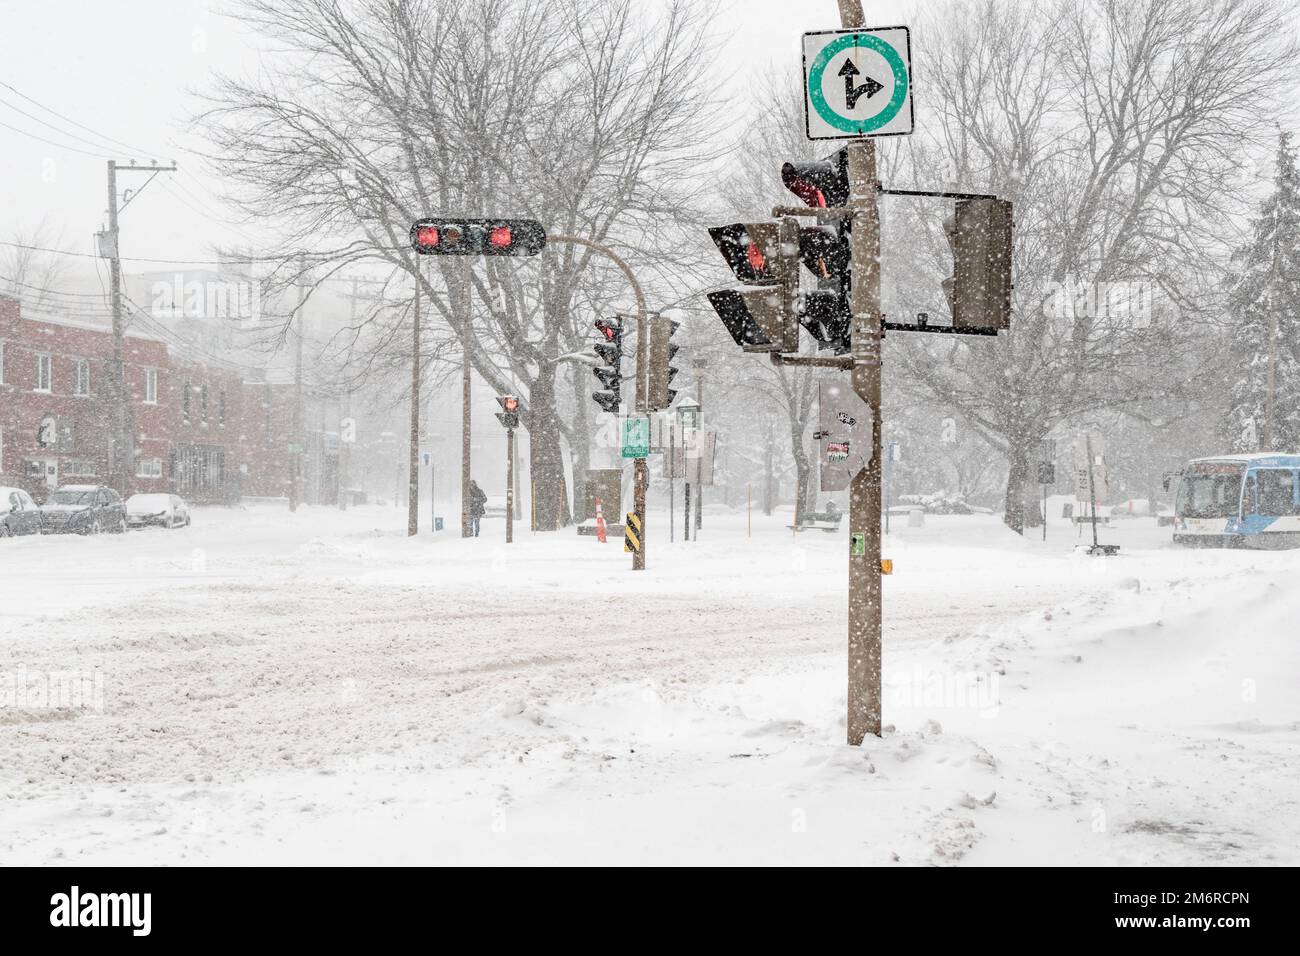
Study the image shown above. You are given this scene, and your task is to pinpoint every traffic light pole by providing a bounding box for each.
[461,259,473,539]
[842,0,884,745]
[506,427,515,544]
[548,234,648,571]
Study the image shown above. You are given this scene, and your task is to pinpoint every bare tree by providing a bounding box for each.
[197,0,719,529]
[1,219,70,310]
[883,0,1297,532]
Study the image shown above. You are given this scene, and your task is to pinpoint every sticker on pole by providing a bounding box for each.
[802,26,913,141]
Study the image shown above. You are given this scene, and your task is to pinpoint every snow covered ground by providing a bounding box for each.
[1,502,1297,866]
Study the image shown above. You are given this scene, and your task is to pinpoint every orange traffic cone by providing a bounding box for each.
[595,497,607,543]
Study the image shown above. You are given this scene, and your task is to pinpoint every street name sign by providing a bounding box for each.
[621,416,650,459]
[802,27,914,141]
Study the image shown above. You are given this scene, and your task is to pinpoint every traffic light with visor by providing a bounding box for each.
[410,218,547,257]
[591,317,623,415]
[648,314,680,410]
[495,395,520,429]
[705,221,799,353]
[942,199,1013,330]
[782,147,853,353]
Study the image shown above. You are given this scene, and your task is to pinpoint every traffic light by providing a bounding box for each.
[942,199,1013,330]
[705,221,799,353]
[410,218,547,256]
[495,395,520,429]
[591,317,623,415]
[780,147,850,209]
[782,147,853,353]
[648,314,680,410]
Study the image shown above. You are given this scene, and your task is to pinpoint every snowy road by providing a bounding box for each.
[1,504,1297,865]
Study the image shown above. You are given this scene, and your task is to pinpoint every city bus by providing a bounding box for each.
[1169,454,1300,548]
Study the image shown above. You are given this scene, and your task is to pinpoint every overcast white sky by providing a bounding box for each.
[0,0,916,282]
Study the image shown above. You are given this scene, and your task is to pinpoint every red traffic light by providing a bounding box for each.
[781,148,849,209]
[498,395,519,413]
[410,218,547,256]
[594,318,622,341]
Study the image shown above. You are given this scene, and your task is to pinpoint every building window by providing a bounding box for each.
[64,459,98,478]
[0,340,6,385]
[183,381,191,419]
[135,458,163,479]
[74,359,91,396]
[144,368,158,404]
[201,385,209,420]
[35,353,51,392]
[218,388,226,424]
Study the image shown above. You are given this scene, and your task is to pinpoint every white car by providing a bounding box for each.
[0,486,43,538]
[125,493,191,529]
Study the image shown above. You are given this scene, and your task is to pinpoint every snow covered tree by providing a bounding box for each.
[198,0,718,530]
[884,0,1298,533]
[1223,133,1300,452]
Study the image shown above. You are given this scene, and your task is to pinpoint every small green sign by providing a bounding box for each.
[286,442,304,453]
[621,416,650,459]
[850,532,866,556]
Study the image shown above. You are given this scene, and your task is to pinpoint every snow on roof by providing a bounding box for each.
[1189,453,1300,463]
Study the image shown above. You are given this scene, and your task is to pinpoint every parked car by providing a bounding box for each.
[0,485,43,537]
[125,493,191,529]
[39,484,128,535]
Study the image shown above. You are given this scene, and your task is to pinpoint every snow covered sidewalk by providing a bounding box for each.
[1,506,1296,865]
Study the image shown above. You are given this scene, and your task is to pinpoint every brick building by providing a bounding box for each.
[0,294,334,504]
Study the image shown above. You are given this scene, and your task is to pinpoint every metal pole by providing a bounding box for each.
[506,428,515,544]
[291,254,306,512]
[846,133,884,743]
[546,234,648,570]
[1086,434,1100,550]
[461,259,473,538]
[684,480,691,542]
[694,359,705,533]
[669,423,675,543]
[408,275,420,536]
[1042,479,1047,542]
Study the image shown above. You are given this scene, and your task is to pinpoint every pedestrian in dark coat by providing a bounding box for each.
[469,480,487,537]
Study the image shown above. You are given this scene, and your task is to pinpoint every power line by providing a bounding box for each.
[0,238,395,268]
[0,95,138,157]
[0,116,112,159]
[0,79,164,159]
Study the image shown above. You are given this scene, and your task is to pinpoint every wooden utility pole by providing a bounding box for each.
[840,0,884,745]
[103,160,175,495]
[408,275,421,536]
[462,260,473,538]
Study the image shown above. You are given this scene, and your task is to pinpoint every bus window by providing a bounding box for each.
[1178,467,1244,518]
[1254,470,1300,516]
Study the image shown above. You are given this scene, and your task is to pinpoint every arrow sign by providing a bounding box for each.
[838,60,883,109]
[802,27,914,141]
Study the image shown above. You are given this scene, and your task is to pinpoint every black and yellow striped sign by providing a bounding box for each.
[624,511,642,553]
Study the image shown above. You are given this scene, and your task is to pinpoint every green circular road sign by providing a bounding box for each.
[808,33,909,135]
